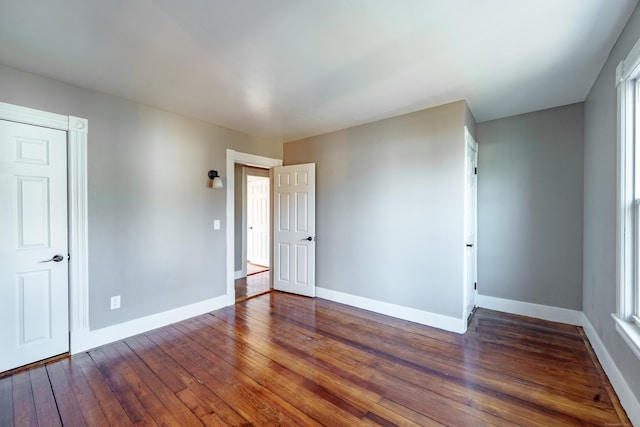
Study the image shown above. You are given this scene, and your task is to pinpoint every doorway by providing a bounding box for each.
[225,150,282,305]
[236,167,270,302]
[245,170,270,273]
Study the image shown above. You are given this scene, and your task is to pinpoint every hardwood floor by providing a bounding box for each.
[0,292,631,426]
[246,262,269,276]
[235,271,270,302]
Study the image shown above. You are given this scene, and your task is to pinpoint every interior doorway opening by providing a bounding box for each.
[225,150,282,305]
[246,173,270,271]
[234,165,271,302]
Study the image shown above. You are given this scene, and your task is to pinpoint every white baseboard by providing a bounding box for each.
[316,287,467,334]
[582,314,640,426]
[476,294,582,325]
[235,270,245,279]
[70,294,229,354]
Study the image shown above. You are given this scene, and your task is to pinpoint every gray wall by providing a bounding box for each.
[284,100,473,319]
[584,4,640,401]
[0,64,282,330]
[477,103,584,310]
[234,164,269,272]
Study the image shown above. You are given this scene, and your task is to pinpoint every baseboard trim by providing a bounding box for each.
[316,287,467,333]
[234,270,244,279]
[476,294,582,325]
[70,294,229,354]
[582,314,640,426]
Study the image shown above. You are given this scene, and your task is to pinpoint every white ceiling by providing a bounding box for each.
[0,0,637,141]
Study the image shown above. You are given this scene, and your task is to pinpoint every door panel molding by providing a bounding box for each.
[0,101,88,355]
[273,163,316,297]
[464,126,478,321]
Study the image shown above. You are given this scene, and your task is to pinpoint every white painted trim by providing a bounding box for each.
[617,36,640,84]
[67,116,90,349]
[613,314,640,361]
[616,68,635,319]
[0,101,89,356]
[234,270,244,280]
[0,101,69,130]
[71,295,228,353]
[614,35,640,361]
[476,294,582,325]
[226,150,282,306]
[317,287,467,334]
[584,315,640,426]
[241,167,249,278]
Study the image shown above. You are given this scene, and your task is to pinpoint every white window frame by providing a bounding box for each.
[614,35,640,361]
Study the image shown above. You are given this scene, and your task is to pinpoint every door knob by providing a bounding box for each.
[40,254,64,263]
[304,236,315,241]
[466,244,473,248]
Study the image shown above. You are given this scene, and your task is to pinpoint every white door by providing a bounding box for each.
[464,128,478,320]
[273,164,315,297]
[247,175,270,267]
[0,120,69,373]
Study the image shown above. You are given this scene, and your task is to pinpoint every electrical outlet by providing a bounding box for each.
[110,295,121,310]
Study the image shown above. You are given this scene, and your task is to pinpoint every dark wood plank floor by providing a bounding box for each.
[0,292,631,426]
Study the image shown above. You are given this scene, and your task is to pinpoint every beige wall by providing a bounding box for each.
[285,100,474,319]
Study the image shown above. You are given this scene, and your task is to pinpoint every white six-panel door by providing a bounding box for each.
[464,128,478,320]
[247,176,270,267]
[0,120,69,372]
[273,164,316,297]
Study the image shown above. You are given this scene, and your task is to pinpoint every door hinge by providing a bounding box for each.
[474,167,477,175]
[68,254,71,261]
[474,282,477,290]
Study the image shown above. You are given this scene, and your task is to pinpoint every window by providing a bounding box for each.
[615,36,640,360]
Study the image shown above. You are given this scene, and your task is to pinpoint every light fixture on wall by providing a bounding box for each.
[208,170,224,189]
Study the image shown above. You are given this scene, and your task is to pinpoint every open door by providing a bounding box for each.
[464,127,478,320]
[273,163,316,297]
[0,120,69,372]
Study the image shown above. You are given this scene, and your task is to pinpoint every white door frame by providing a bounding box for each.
[0,101,89,355]
[226,149,282,305]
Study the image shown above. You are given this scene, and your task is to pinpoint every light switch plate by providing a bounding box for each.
[214,219,221,230]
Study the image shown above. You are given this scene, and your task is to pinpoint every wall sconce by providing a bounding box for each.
[208,170,224,189]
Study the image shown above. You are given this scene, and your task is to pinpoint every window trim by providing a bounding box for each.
[614,35,640,361]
